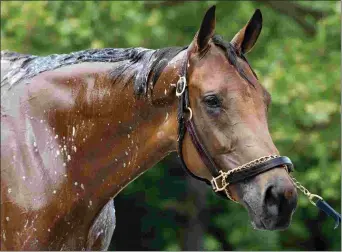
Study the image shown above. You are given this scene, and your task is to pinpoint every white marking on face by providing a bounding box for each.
[125,151,128,156]
[127,134,130,138]
[67,155,71,161]
[74,182,78,186]
[8,188,11,193]
[6,217,9,221]
[81,184,85,190]
[53,190,56,194]
[89,200,92,206]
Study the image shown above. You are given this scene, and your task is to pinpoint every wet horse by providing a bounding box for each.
[1,6,297,250]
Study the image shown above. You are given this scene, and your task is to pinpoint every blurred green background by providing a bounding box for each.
[1,1,340,250]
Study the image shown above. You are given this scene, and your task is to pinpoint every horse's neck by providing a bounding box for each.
[29,51,185,215]
[90,52,186,201]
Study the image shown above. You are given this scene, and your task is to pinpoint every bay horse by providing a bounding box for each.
[1,6,298,250]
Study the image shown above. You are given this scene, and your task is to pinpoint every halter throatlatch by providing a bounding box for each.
[175,49,293,201]
[175,48,341,227]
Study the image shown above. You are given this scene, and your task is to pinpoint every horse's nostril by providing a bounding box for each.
[264,183,297,216]
[264,186,280,215]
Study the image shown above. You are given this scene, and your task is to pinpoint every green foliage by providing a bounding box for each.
[1,1,340,250]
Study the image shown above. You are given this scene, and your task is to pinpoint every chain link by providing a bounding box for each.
[211,155,279,191]
[211,155,280,202]
[289,175,323,206]
[289,175,311,197]
[211,155,324,205]
[225,155,279,177]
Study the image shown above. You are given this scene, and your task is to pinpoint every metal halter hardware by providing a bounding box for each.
[175,50,293,202]
[175,48,340,228]
[176,76,187,97]
[211,155,279,192]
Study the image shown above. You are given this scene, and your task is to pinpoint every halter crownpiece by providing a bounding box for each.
[175,48,341,227]
[175,49,293,201]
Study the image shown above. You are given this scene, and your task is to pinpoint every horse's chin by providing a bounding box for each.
[250,215,292,231]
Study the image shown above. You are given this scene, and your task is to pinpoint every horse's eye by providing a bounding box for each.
[203,95,221,108]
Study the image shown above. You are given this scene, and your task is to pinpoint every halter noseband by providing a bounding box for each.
[176,49,294,201]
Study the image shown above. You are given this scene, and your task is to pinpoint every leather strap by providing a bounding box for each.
[185,119,220,177]
[175,48,294,200]
[225,156,293,184]
[177,49,221,181]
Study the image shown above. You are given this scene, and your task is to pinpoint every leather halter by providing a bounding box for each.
[176,49,294,201]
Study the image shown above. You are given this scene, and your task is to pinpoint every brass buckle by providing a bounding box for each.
[211,171,228,192]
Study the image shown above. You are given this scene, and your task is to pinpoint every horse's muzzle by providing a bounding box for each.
[258,178,298,230]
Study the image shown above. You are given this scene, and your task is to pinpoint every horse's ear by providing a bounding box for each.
[231,9,262,54]
[190,5,216,53]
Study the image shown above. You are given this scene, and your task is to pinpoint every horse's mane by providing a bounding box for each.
[0,47,186,95]
[1,34,256,95]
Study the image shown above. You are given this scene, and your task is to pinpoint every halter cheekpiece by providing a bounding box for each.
[175,49,294,201]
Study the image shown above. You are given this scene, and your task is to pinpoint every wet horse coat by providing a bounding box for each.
[1,48,186,250]
[1,6,298,250]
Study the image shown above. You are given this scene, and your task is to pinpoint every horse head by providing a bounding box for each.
[179,6,297,230]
